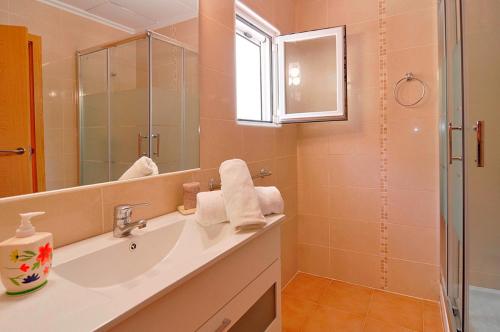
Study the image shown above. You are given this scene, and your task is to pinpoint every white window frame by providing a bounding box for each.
[276,26,347,123]
[235,1,347,126]
[235,1,279,125]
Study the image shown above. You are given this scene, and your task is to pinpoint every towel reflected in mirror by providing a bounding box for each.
[119,157,159,181]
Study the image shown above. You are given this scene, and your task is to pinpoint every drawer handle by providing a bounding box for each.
[214,318,231,332]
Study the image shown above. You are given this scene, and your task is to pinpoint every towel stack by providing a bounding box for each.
[195,187,284,227]
[195,159,284,231]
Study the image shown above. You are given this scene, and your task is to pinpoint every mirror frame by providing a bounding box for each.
[276,25,347,123]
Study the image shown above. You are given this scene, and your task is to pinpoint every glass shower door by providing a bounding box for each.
[443,0,465,329]
[109,38,150,180]
[462,1,500,331]
[150,36,200,173]
[79,49,110,185]
[150,37,183,174]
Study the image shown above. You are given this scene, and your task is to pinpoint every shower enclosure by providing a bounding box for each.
[438,0,500,331]
[77,31,199,185]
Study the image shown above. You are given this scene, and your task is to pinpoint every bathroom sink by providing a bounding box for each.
[54,219,185,288]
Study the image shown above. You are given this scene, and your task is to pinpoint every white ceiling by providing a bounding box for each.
[41,0,198,33]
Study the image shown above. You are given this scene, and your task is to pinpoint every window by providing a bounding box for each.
[276,26,347,123]
[235,1,347,125]
[235,15,273,123]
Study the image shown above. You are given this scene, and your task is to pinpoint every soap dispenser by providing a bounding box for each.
[0,212,53,295]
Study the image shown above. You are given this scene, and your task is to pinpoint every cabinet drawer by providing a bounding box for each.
[198,259,281,332]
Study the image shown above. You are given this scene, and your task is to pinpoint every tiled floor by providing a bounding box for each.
[282,273,444,332]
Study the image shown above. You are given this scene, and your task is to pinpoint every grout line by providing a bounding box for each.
[386,42,438,53]
[384,5,438,20]
[282,270,300,290]
[362,291,376,329]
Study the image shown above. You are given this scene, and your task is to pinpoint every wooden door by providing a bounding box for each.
[0,25,33,197]
[27,34,45,192]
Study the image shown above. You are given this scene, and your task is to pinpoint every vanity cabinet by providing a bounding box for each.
[108,225,281,332]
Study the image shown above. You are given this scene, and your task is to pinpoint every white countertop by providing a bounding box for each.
[0,212,284,332]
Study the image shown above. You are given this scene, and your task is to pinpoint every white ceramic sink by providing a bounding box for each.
[54,219,185,288]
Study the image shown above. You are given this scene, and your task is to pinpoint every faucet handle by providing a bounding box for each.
[114,203,149,219]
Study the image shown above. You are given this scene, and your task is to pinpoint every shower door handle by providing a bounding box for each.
[448,122,462,164]
[473,120,484,167]
[152,134,160,157]
[137,133,148,157]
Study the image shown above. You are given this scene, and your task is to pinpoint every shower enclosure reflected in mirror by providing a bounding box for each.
[0,0,199,198]
[79,32,199,185]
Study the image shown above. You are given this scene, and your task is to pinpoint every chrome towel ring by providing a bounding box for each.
[393,72,426,107]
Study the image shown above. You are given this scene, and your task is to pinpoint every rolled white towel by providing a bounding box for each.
[219,159,266,231]
[195,191,228,227]
[256,186,284,216]
[195,187,284,227]
[119,156,159,181]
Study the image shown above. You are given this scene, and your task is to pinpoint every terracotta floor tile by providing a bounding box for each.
[302,305,366,332]
[367,291,424,331]
[282,294,318,332]
[422,301,444,332]
[318,280,374,315]
[283,272,331,302]
[282,274,444,332]
[363,317,417,332]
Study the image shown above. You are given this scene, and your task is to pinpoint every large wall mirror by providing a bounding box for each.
[0,0,199,198]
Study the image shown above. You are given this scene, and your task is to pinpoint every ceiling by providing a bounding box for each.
[41,0,198,33]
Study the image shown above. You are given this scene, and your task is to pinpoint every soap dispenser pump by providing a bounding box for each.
[0,212,53,295]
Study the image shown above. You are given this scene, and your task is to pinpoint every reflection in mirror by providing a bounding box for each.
[285,36,337,114]
[0,0,199,198]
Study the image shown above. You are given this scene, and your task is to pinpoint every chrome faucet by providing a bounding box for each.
[113,203,149,237]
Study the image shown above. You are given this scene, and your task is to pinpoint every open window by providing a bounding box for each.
[276,27,347,123]
[235,16,273,123]
[235,2,347,125]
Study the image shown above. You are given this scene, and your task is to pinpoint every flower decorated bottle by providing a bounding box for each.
[0,212,53,296]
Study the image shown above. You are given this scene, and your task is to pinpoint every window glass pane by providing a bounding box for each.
[284,35,337,114]
[236,34,262,121]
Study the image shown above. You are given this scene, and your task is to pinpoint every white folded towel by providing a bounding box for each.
[119,156,159,181]
[195,190,228,227]
[219,159,266,231]
[256,186,284,216]
[194,187,284,227]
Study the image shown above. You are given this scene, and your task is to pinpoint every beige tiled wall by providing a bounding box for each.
[294,0,440,300]
[155,18,199,51]
[0,0,299,286]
